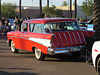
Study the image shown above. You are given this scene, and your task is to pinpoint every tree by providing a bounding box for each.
[61,1,68,6]
[73,2,75,6]
[93,0,100,40]
[81,0,94,17]
[43,5,63,17]
[1,3,17,18]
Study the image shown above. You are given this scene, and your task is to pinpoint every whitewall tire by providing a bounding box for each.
[35,48,45,61]
[11,41,19,53]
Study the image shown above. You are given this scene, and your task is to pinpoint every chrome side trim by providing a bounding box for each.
[68,32,73,44]
[7,36,28,40]
[77,32,82,43]
[72,32,77,44]
[59,33,63,45]
[63,33,68,45]
[81,32,85,42]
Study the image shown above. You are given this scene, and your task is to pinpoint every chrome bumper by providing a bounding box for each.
[47,46,84,55]
[6,41,9,45]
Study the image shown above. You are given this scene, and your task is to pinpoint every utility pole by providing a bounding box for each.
[68,0,69,18]
[70,0,72,18]
[39,0,42,18]
[19,0,21,18]
[0,0,1,19]
[86,0,87,19]
[47,0,49,7]
[74,0,77,19]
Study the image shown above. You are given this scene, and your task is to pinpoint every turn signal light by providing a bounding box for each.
[94,49,98,52]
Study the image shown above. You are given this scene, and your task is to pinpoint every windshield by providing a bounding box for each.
[43,22,79,33]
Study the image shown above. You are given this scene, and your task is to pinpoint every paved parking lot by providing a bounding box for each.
[0,39,97,75]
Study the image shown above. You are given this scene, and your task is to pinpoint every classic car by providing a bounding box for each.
[92,41,100,74]
[87,24,94,31]
[78,22,88,30]
[7,18,94,60]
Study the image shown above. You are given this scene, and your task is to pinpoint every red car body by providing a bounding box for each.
[7,18,94,60]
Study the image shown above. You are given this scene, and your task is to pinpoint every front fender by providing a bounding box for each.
[32,42,48,54]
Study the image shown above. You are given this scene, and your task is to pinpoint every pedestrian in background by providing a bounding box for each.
[4,23,9,36]
[0,22,4,32]
[11,20,17,31]
[15,16,21,31]
[1,17,5,25]
[27,17,30,20]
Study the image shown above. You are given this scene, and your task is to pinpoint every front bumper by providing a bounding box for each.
[47,46,85,55]
[6,41,9,45]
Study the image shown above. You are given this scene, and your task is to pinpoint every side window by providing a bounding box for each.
[29,23,43,33]
[21,23,28,32]
[34,24,43,33]
[29,23,35,32]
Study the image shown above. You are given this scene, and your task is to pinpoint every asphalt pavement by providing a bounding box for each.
[0,38,98,75]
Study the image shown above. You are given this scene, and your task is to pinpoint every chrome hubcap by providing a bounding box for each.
[11,41,15,52]
[35,48,41,59]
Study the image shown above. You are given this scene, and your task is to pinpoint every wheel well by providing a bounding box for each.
[95,54,100,71]
[32,47,35,53]
[9,39,12,46]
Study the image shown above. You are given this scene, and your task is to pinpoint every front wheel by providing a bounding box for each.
[97,58,100,75]
[35,48,45,61]
[11,41,19,53]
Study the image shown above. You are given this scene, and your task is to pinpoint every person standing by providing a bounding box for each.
[12,20,17,31]
[15,16,21,31]
[27,17,30,20]
[1,17,5,25]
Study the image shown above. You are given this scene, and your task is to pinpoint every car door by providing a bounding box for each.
[18,23,29,50]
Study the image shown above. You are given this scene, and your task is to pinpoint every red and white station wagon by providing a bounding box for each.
[7,18,94,60]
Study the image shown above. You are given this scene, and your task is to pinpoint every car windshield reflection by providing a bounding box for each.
[43,22,79,33]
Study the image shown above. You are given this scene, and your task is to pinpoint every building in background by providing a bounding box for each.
[56,6,92,19]
[15,6,40,19]
[15,6,92,19]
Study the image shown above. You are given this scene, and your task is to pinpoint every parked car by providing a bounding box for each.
[87,24,94,31]
[92,41,100,75]
[7,18,94,61]
[78,22,88,30]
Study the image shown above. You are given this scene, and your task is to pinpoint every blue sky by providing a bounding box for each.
[1,0,85,7]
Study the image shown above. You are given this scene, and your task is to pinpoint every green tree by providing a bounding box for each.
[81,0,94,17]
[43,5,63,17]
[1,3,17,18]
[73,2,75,6]
[61,1,68,6]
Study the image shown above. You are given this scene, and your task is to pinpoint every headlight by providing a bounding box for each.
[29,37,52,47]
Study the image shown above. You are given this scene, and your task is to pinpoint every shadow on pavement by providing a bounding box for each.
[0,48,10,50]
[0,70,38,75]
[45,54,86,62]
[0,68,32,70]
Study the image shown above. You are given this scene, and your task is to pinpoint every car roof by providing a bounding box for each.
[23,18,77,24]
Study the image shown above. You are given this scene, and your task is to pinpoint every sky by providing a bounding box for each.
[1,0,85,7]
